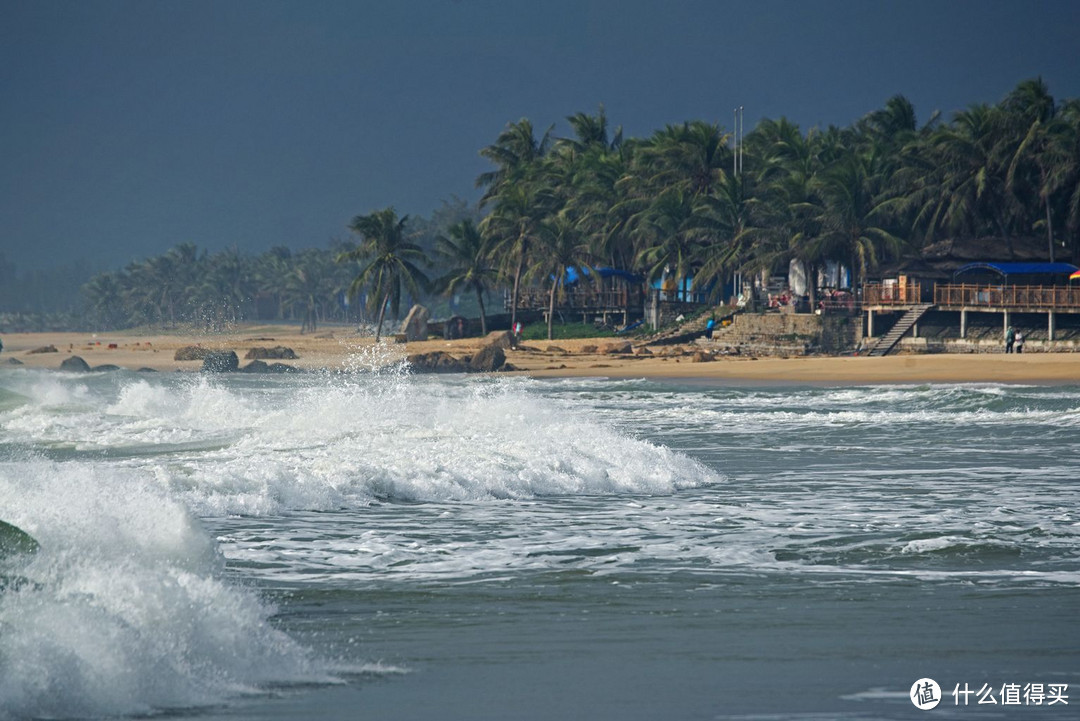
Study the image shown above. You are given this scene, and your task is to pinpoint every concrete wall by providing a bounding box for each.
[702,312,860,356]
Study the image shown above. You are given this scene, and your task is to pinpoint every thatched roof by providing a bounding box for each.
[874,236,1056,280]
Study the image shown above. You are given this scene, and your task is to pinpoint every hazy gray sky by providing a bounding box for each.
[2,0,1079,271]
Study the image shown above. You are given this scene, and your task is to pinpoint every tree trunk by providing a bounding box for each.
[476,287,488,335]
[374,291,390,342]
[1045,194,1055,264]
[510,231,528,330]
[547,280,557,340]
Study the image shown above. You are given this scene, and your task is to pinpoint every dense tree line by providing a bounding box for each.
[75,78,1080,336]
[76,200,477,332]
[348,78,1079,339]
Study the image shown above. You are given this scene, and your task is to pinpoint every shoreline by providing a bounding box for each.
[2,328,1079,384]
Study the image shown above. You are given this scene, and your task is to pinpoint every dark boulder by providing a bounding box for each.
[91,364,121,372]
[267,363,298,373]
[174,345,209,361]
[468,345,506,373]
[201,351,239,373]
[244,346,298,360]
[59,356,91,372]
[241,360,269,373]
[407,351,467,373]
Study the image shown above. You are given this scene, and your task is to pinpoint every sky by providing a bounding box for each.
[2,0,1079,273]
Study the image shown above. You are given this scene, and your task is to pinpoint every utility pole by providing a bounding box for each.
[739,105,744,175]
[733,108,738,177]
[733,106,745,176]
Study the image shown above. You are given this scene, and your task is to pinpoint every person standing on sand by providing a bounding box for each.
[1005,326,1015,353]
[1015,331,1025,354]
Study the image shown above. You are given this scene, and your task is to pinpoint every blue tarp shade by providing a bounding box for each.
[954,262,1079,278]
[563,266,644,284]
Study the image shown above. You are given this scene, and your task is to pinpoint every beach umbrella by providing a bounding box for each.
[1071,270,1080,281]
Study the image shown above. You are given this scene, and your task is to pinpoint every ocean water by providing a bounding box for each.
[0,354,1077,720]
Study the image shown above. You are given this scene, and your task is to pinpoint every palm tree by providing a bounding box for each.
[477,118,553,203]
[480,179,556,330]
[433,219,498,335]
[809,151,906,290]
[82,272,128,329]
[631,188,721,300]
[919,104,1018,253]
[338,207,429,342]
[635,120,732,198]
[527,214,592,340]
[1005,79,1064,261]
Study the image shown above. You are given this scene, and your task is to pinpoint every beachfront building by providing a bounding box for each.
[862,261,1080,354]
[511,266,647,329]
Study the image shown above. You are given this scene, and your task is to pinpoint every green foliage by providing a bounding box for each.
[520,320,616,341]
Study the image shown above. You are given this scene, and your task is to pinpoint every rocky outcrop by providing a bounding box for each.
[59,356,90,372]
[599,341,633,355]
[91,364,121,372]
[401,304,430,342]
[407,351,468,373]
[5,357,24,365]
[28,345,58,354]
[267,362,298,373]
[406,347,507,374]
[484,330,516,349]
[468,345,506,373]
[244,346,298,360]
[201,351,239,373]
[174,345,210,361]
[241,360,300,373]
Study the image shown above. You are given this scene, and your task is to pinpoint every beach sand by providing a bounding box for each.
[2,326,1079,384]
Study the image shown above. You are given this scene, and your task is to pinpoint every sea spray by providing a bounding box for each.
[0,460,327,719]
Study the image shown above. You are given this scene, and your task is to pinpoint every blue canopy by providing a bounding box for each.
[563,266,643,284]
[954,262,1079,278]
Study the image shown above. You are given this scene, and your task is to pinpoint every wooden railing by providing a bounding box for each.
[863,283,922,305]
[935,284,1080,309]
[512,287,644,311]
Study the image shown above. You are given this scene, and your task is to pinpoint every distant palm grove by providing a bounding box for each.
[12,78,1076,334]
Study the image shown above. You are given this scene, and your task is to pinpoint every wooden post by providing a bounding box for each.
[867,308,874,339]
[1049,311,1056,342]
[960,309,967,339]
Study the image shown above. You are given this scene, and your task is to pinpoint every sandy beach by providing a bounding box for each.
[2,326,1080,384]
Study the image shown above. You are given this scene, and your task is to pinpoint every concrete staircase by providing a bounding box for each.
[642,309,726,346]
[867,304,934,357]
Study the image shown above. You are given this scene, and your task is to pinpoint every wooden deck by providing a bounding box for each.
[864,282,1080,313]
[934,284,1080,311]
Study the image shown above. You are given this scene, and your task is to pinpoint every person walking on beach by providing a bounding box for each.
[1005,326,1015,353]
[1015,331,1025,354]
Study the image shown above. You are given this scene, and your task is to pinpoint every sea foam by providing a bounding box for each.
[0,460,327,719]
